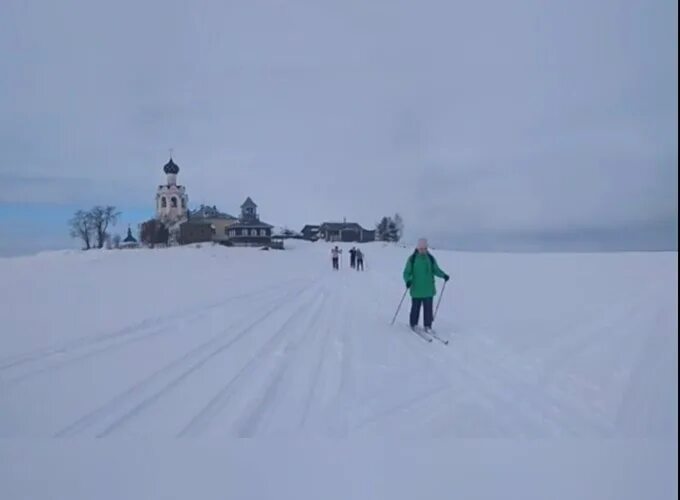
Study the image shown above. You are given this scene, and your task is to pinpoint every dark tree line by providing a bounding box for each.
[69,206,120,250]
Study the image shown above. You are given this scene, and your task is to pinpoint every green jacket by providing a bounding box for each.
[403,251,448,299]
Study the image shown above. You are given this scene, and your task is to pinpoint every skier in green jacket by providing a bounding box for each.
[403,238,449,332]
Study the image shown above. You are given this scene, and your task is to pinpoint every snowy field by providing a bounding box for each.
[0,241,677,499]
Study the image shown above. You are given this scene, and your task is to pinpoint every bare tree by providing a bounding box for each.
[90,206,120,249]
[69,210,95,250]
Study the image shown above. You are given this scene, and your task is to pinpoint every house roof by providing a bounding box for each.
[241,197,257,209]
[190,205,237,220]
[301,225,320,232]
[320,222,366,232]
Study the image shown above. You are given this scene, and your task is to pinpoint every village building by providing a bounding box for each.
[300,225,320,241]
[226,197,274,247]
[185,205,238,244]
[317,221,375,243]
[178,220,213,245]
[149,158,279,248]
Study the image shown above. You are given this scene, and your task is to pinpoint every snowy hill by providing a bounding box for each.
[1,241,676,439]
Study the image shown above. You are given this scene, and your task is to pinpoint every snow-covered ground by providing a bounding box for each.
[0,241,677,498]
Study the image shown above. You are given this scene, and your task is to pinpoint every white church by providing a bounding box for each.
[151,155,277,248]
[155,157,189,243]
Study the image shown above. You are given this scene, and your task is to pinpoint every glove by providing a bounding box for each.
[406,281,412,289]
[443,274,450,282]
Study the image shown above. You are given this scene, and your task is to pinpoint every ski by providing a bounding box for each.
[409,326,432,343]
[425,330,449,345]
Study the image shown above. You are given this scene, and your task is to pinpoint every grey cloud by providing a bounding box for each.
[0,0,676,252]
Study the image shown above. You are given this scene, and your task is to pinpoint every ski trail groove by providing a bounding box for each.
[96,284,321,438]
[462,336,614,435]
[178,286,327,437]
[234,289,330,437]
[0,278,304,373]
[325,278,357,436]
[298,284,342,429]
[3,284,295,386]
[386,323,522,435]
[54,280,315,438]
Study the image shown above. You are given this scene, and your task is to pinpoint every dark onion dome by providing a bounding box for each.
[163,158,180,174]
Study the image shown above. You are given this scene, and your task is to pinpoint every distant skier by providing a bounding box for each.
[355,248,364,271]
[349,247,357,269]
[331,246,342,270]
[402,238,449,332]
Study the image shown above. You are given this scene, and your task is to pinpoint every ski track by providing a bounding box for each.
[0,277,305,375]
[178,284,328,437]
[374,324,522,435]
[326,275,358,436]
[298,281,343,429]
[346,272,608,436]
[230,288,330,437]
[54,278,318,437]
[1,284,298,386]
[536,284,657,385]
[1,245,674,439]
[96,281,323,438]
[378,323,611,436]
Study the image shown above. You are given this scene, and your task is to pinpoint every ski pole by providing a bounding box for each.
[390,288,409,325]
[433,280,447,322]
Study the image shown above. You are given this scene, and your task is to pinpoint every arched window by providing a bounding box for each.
[161,197,167,208]
[171,197,178,208]
[259,229,265,236]
[251,229,257,236]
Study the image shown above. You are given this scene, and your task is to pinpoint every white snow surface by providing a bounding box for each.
[0,242,677,499]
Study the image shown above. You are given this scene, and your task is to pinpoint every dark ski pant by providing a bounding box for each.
[410,297,433,328]
[350,256,356,268]
[332,257,339,270]
[356,258,364,271]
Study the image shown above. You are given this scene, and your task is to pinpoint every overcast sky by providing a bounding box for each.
[0,0,677,255]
